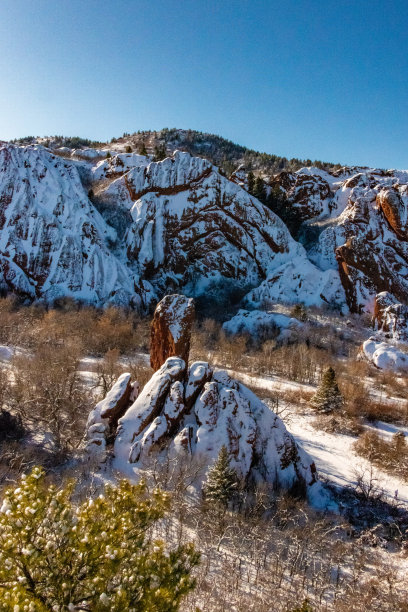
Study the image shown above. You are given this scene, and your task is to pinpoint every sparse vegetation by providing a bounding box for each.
[355,429,408,481]
[0,297,407,609]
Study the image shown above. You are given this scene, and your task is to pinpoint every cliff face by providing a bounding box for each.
[272,166,408,313]
[0,143,345,311]
[0,144,152,308]
[2,138,408,315]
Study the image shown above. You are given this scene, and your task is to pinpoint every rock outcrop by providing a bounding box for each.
[113,357,319,499]
[4,140,408,317]
[0,143,345,311]
[84,373,138,459]
[361,338,408,372]
[150,294,195,371]
[371,291,408,343]
[0,143,153,308]
[83,294,320,501]
[273,166,408,313]
[223,308,303,342]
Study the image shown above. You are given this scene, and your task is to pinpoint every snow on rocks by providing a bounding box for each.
[6,142,408,317]
[244,259,345,310]
[373,292,408,342]
[91,153,149,181]
[109,356,319,500]
[150,294,195,371]
[0,144,346,311]
[71,148,107,160]
[272,165,408,313]
[114,356,187,464]
[87,295,321,500]
[119,152,347,307]
[84,373,135,459]
[0,143,153,308]
[361,337,408,372]
[223,308,303,341]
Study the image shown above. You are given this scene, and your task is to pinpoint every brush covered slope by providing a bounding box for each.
[0,141,345,310]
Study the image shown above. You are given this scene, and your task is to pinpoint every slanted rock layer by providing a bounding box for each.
[0,143,344,312]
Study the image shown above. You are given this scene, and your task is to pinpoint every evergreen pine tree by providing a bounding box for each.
[247,170,255,194]
[0,468,199,610]
[153,144,166,161]
[138,142,148,156]
[310,366,343,414]
[203,445,238,508]
[252,176,265,203]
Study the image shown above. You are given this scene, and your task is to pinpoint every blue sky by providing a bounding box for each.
[0,0,407,168]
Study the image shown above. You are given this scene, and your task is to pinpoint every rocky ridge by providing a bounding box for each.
[3,137,408,321]
[271,166,408,314]
[0,141,345,312]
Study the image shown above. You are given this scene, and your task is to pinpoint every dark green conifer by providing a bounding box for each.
[203,445,238,508]
[310,367,343,414]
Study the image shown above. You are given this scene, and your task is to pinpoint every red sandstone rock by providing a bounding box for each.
[150,294,195,371]
[377,188,408,240]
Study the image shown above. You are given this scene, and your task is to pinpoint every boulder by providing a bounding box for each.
[150,294,195,371]
[361,338,408,372]
[377,188,408,240]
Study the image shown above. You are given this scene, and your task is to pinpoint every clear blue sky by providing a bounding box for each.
[1,0,407,168]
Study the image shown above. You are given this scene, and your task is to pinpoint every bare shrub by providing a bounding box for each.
[8,341,90,453]
[354,430,408,481]
[95,348,122,396]
[352,463,386,502]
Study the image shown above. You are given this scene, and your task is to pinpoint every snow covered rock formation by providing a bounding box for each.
[0,143,152,308]
[3,139,408,317]
[85,294,320,500]
[274,166,408,313]
[222,308,303,342]
[361,338,408,372]
[0,142,344,310]
[113,357,318,497]
[84,373,139,460]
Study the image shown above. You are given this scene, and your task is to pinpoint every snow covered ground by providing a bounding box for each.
[232,370,408,507]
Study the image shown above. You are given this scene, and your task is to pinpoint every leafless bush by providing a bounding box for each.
[94,348,122,396]
[354,431,408,481]
[6,341,90,453]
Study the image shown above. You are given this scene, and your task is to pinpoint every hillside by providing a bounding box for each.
[12,127,341,176]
